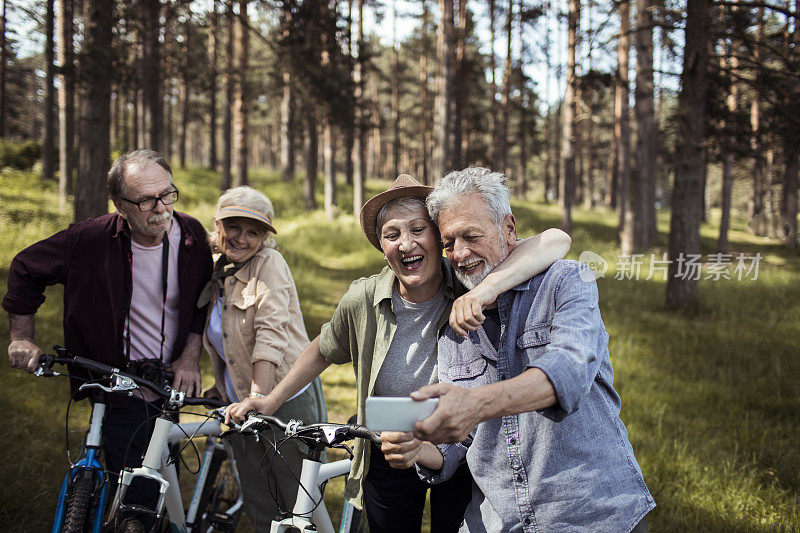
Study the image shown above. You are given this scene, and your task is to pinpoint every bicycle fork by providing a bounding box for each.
[52,401,109,533]
[106,415,173,525]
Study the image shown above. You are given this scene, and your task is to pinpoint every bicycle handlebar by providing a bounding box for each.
[242,413,381,446]
[37,349,226,410]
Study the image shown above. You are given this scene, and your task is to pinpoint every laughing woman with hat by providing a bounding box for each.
[226,175,571,532]
[200,186,327,531]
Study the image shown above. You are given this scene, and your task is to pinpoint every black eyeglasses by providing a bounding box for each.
[122,188,179,212]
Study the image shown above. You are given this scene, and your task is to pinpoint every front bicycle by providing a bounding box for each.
[234,413,379,533]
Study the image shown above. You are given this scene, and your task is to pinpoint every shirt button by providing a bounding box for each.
[512,458,522,470]
[500,374,506,380]
[223,304,228,310]
[223,332,228,338]
[516,474,523,482]
[523,517,531,525]
[510,438,517,445]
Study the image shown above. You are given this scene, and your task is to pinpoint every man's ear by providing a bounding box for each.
[503,213,517,246]
[112,199,127,220]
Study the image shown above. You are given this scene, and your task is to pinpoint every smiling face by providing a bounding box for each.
[114,162,175,246]
[379,203,443,302]
[215,217,268,263]
[437,194,517,290]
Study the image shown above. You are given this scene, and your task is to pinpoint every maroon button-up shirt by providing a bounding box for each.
[3,211,213,398]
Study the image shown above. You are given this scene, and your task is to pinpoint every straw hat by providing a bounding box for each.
[360,174,434,251]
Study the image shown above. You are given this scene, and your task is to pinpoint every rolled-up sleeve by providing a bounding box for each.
[525,265,602,418]
[2,228,70,315]
[417,439,471,484]
[319,290,356,365]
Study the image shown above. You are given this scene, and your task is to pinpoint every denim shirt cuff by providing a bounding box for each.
[416,442,468,484]
[530,353,586,420]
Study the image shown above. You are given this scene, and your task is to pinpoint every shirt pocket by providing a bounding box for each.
[232,280,258,310]
[445,353,490,384]
[516,323,551,351]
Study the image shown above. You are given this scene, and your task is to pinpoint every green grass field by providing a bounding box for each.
[1,166,798,532]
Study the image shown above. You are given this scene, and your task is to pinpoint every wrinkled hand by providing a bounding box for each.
[449,283,498,337]
[169,354,202,396]
[412,383,484,444]
[8,339,44,373]
[380,431,423,469]
[224,396,275,425]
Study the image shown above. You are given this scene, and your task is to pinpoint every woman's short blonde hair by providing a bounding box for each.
[209,186,277,252]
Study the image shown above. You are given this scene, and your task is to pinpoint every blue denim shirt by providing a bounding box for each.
[419,260,655,532]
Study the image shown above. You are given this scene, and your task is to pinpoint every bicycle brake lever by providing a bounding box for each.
[78,374,138,394]
[34,366,59,377]
[240,416,263,434]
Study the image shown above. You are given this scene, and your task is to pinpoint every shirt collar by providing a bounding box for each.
[372,257,458,308]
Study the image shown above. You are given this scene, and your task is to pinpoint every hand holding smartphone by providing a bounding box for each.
[365,396,439,432]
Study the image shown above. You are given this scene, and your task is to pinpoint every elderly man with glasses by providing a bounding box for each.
[3,149,212,521]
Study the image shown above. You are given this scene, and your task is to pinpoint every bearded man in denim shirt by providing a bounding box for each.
[381,168,655,532]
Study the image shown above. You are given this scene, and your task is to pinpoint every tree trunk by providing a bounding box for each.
[141,0,162,152]
[718,46,738,254]
[452,0,466,170]
[43,0,57,182]
[352,0,366,217]
[75,0,113,222]
[221,0,234,190]
[419,0,431,185]
[57,0,75,205]
[493,0,513,173]
[208,2,219,170]
[305,107,318,210]
[626,0,656,252]
[488,0,496,164]
[666,0,711,310]
[559,0,579,234]
[391,0,400,178]
[233,0,249,186]
[0,0,6,137]
[432,0,454,182]
[616,0,631,247]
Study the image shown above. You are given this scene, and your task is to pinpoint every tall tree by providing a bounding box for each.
[624,0,656,252]
[748,8,764,235]
[452,0,467,169]
[352,0,365,217]
[0,0,7,137]
[493,0,513,173]
[718,34,739,254]
[391,0,400,178]
[559,0,579,233]
[280,2,295,182]
[418,0,432,184]
[75,0,113,221]
[208,2,219,170]
[221,0,234,190]
[778,2,799,243]
[42,0,56,182]
[141,0,162,151]
[233,0,249,186]
[666,0,712,309]
[431,0,455,182]
[616,0,632,249]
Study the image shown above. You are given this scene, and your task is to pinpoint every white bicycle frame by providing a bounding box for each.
[106,414,244,532]
[269,456,356,533]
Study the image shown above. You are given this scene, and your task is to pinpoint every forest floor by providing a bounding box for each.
[1,166,798,532]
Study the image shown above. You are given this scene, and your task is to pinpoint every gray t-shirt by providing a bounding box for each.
[372,286,448,397]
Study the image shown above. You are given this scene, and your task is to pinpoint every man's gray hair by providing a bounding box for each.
[426,167,511,226]
[375,196,431,243]
[107,150,172,201]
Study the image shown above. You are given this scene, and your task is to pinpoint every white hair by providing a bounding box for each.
[426,167,511,228]
[209,186,276,251]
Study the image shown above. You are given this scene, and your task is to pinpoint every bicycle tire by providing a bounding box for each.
[197,447,241,532]
[62,473,95,533]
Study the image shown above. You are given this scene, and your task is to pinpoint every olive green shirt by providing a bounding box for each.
[319,259,463,508]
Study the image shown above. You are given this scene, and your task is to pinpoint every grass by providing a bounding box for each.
[1,166,798,532]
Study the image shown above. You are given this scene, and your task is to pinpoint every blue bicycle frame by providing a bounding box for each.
[51,400,109,533]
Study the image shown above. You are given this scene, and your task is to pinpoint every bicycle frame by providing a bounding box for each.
[106,413,243,532]
[51,400,109,533]
[269,456,353,533]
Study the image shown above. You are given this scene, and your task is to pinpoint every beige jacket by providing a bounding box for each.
[203,246,310,402]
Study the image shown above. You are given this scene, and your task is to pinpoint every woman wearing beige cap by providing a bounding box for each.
[200,186,327,531]
[226,175,571,532]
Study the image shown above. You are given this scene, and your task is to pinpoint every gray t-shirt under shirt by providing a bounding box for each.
[372,285,448,397]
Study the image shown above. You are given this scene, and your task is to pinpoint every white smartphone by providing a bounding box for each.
[365,396,439,432]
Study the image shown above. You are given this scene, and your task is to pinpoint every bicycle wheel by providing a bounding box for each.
[62,473,95,533]
[197,447,242,532]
